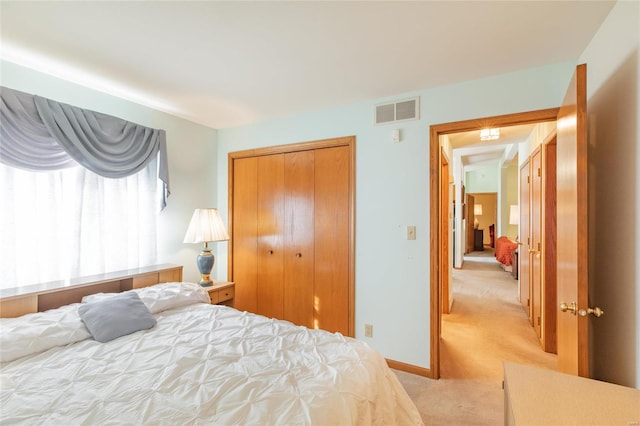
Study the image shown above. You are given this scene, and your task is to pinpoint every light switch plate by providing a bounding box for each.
[364,324,373,337]
[407,226,416,240]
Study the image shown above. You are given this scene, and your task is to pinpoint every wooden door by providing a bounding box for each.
[542,138,557,354]
[231,157,258,313]
[519,159,531,317]
[283,151,315,328]
[466,194,475,254]
[556,64,589,376]
[314,146,350,334]
[440,153,450,314]
[256,154,285,319]
[530,148,542,339]
[229,136,355,337]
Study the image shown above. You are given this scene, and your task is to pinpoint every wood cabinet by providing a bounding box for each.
[205,281,235,306]
[132,267,182,289]
[229,137,354,336]
[0,264,183,317]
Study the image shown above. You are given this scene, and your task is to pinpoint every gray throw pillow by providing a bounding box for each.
[78,291,156,343]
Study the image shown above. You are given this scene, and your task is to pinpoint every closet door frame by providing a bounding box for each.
[228,136,356,337]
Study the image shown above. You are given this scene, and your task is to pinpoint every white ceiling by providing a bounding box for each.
[0,1,614,129]
[448,123,540,170]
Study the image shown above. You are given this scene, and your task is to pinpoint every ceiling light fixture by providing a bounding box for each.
[480,128,500,141]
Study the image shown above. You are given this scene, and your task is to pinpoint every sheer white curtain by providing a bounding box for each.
[0,160,160,290]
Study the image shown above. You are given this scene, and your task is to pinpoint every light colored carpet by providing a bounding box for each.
[394,249,557,425]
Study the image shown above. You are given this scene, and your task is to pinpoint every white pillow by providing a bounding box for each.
[0,303,91,363]
[82,282,210,314]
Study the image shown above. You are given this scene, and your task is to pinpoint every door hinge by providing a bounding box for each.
[537,316,541,326]
[527,237,530,245]
[527,298,530,307]
[537,167,541,177]
[527,176,530,183]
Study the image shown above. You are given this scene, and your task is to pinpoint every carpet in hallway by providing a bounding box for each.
[394,250,556,425]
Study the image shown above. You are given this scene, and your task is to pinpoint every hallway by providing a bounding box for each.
[442,249,557,379]
[395,249,556,425]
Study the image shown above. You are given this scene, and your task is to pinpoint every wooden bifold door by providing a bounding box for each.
[229,137,355,336]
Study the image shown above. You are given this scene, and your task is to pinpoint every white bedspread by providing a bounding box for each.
[1,303,423,425]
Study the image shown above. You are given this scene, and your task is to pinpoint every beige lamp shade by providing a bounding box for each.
[183,208,230,244]
[509,205,519,225]
[473,204,482,229]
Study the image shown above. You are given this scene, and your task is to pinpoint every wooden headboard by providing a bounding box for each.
[0,264,183,318]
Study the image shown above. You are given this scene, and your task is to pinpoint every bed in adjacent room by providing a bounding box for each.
[495,236,518,269]
[0,282,423,425]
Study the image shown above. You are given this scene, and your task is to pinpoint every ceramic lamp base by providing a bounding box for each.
[197,247,215,287]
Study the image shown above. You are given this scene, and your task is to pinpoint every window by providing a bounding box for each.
[0,159,160,289]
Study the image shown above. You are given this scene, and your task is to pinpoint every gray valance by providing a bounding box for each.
[0,86,170,209]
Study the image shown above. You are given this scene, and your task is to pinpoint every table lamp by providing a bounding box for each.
[183,208,230,287]
[473,204,483,229]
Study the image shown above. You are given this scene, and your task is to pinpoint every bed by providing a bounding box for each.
[0,282,423,425]
[495,236,518,267]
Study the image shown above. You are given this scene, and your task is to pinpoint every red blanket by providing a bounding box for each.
[495,236,517,266]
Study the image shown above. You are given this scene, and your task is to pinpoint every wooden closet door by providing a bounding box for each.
[314,146,350,334]
[542,139,557,353]
[519,160,531,317]
[531,149,543,340]
[229,136,355,336]
[232,157,258,313]
[283,151,315,328]
[256,154,285,319]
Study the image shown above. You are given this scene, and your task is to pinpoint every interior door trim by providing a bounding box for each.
[429,108,559,379]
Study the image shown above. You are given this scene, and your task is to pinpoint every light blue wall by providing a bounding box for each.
[216,61,576,368]
[465,166,499,193]
[0,60,219,284]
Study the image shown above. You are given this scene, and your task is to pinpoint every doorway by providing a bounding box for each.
[467,192,497,250]
[429,108,560,379]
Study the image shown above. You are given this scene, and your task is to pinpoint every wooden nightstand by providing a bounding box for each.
[205,281,235,306]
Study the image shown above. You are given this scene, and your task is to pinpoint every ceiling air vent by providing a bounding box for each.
[374,97,419,125]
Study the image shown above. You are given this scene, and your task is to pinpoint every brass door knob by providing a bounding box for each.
[579,306,604,317]
[295,253,302,258]
[560,302,578,315]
